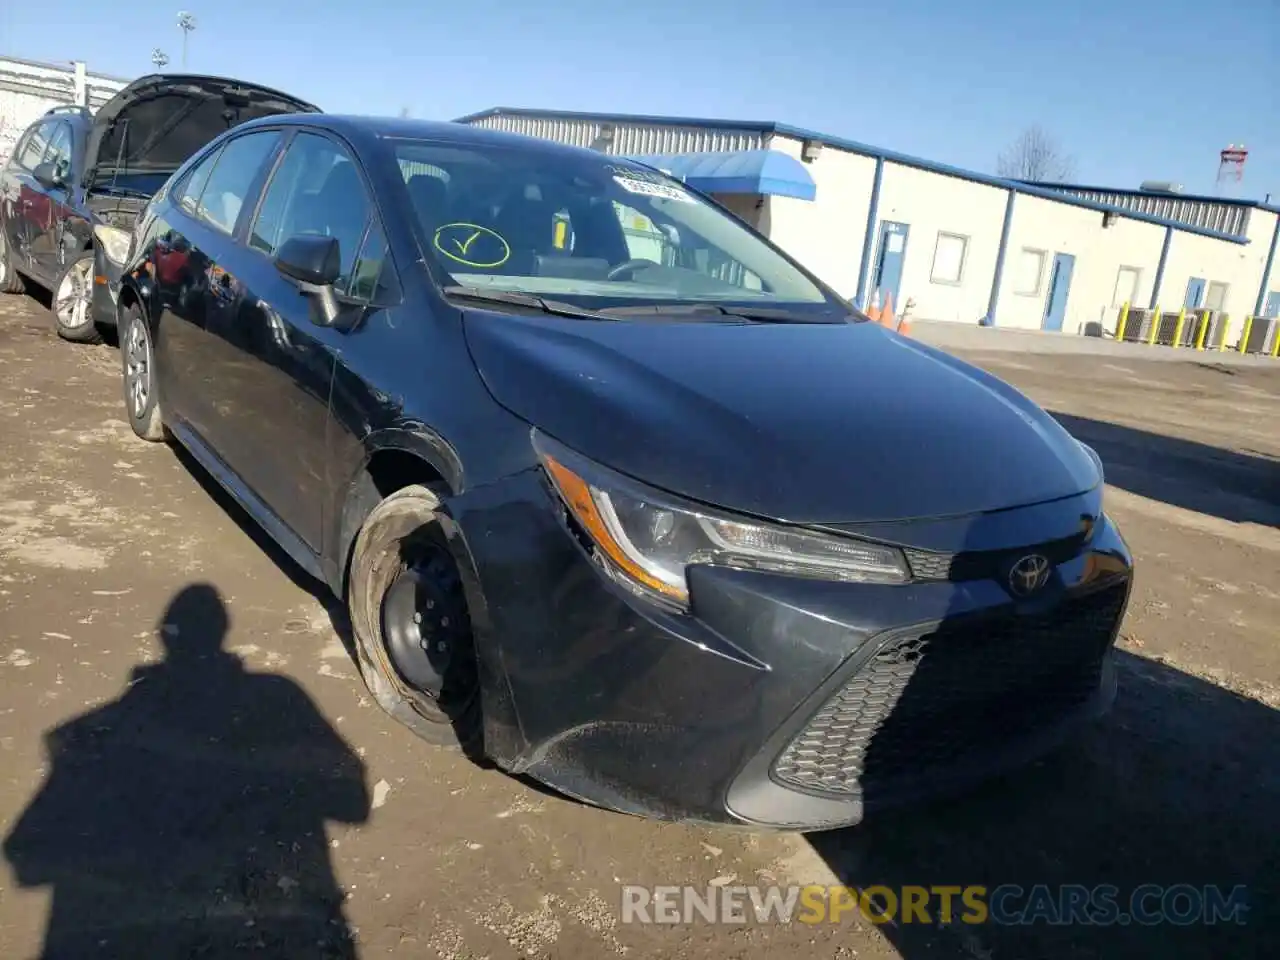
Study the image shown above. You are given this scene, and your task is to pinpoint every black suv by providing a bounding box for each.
[113,114,1132,830]
[0,74,316,343]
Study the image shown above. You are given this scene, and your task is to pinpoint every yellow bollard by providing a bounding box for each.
[1147,305,1161,345]
[1219,314,1229,351]
[1195,311,1209,350]
[1238,316,1253,354]
[1172,307,1187,348]
[1115,302,1130,342]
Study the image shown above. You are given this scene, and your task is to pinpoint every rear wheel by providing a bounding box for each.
[120,304,165,441]
[347,484,482,751]
[0,229,24,295]
[52,250,103,344]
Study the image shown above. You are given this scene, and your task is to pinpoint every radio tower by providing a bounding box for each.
[1216,144,1247,194]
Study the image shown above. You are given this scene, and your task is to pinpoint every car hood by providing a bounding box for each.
[84,73,319,191]
[463,311,1101,524]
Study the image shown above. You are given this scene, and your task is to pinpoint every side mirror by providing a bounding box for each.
[274,235,345,328]
[32,161,65,190]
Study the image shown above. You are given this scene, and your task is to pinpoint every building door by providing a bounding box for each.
[872,221,909,306]
[1262,291,1279,318]
[1184,277,1206,309]
[1041,252,1075,332]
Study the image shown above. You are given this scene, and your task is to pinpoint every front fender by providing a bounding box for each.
[325,422,467,596]
[322,428,526,764]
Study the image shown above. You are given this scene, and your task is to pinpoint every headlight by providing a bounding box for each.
[534,433,909,607]
[94,224,133,266]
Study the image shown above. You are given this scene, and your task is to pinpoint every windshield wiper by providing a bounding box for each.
[442,285,607,321]
[600,303,844,324]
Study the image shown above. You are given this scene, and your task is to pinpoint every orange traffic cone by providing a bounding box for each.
[865,291,882,323]
[880,291,896,329]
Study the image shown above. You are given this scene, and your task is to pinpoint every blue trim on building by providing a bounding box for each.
[1255,215,1280,315]
[1020,180,1280,215]
[854,157,884,310]
[1150,227,1173,309]
[457,108,1255,244]
[623,150,816,201]
[985,192,1017,326]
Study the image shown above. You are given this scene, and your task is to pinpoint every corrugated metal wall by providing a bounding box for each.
[0,56,128,165]
[1045,186,1250,237]
[466,113,764,155]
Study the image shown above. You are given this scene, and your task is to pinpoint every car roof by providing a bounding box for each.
[232,113,610,162]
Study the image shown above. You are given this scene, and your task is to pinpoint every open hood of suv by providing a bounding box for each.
[84,73,319,191]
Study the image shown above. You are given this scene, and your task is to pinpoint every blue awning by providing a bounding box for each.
[623,149,817,201]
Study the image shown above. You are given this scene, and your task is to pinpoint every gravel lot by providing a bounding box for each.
[0,291,1276,959]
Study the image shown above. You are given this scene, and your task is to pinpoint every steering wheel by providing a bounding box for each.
[606,258,658,281]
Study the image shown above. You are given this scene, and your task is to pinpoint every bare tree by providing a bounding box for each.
[398,106,412,118]
[997,126,1075,182]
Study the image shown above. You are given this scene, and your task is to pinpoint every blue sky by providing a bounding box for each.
[3,0,1276,198]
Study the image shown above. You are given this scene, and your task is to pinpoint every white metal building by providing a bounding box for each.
[456,108,1280,342]
[0,56,128,165]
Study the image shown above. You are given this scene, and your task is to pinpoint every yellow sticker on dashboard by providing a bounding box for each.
[433,223,511,268]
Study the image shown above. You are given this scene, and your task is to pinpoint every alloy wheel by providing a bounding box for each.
[125,317,152,418]
[0,232,8,285]
[55,258,93,330]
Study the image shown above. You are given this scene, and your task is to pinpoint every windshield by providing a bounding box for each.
[389,139,844,316]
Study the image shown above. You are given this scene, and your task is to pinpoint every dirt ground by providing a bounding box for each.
[0,291,1276,960]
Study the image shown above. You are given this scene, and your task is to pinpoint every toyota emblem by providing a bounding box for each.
[1008,554,1052,596]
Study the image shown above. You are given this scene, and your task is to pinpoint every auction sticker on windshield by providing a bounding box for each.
[613,174,695,203]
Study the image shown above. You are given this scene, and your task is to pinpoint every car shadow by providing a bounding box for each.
[168,440,357,661]
[3,583,371,959]
[806,650,1278,957]
[1050,411,1280,527]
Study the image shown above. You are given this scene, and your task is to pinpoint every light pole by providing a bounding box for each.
[177,11,197,69]
[151,48,170,70]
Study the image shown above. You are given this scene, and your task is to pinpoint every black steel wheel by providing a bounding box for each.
[348,484,482,750]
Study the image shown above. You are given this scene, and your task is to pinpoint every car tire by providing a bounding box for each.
[0,229,24,295]
[120,304,165,441]
[51,249,103,344]
[347,484,482,752]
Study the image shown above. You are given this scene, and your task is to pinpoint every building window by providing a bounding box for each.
[930,231,968,285]
[1112,266,1141,307]
[1205,281,1229,312]
[1014,248,1046,296]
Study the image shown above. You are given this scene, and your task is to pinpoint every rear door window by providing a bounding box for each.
[175,147,222,217]
[16,120,55,170]
[191,130,282,234]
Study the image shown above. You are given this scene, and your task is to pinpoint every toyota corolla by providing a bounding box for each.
[111,114,1132,830]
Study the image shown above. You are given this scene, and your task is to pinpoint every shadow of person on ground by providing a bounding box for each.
[1051,411,1280,527]
[3,583,371,960]
[808,651,1278,958]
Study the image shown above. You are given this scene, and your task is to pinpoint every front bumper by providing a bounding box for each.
[91,242,123,328]
[445,470,1133,831]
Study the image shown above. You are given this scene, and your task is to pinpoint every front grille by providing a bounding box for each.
[772,582,1127,799]
[904,531,1089,582]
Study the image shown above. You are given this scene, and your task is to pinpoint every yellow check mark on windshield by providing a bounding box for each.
[453,229,483,256]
